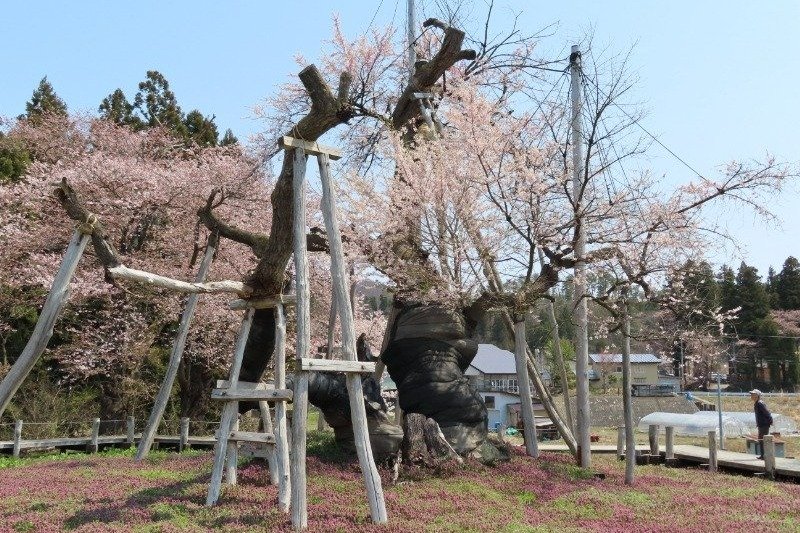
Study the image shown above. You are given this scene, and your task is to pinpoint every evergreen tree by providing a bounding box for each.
[0,133,31,184]
[776,256,800,310]
[766,266,780,308]
[717,265,738,320]
[133,71,187,137]
[22,77,67,123]
[99,89,143,129]
[183,110,218,146]
[734,262,770,334]
[220,128,238,146]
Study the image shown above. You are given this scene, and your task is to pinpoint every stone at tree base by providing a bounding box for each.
[470,438,511,466]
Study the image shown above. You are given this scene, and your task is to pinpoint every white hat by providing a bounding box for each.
[749,389,762,396]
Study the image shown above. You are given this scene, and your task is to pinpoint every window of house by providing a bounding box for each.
[616,366,622,372]
[508,378,518,392]
[484,395,496,409]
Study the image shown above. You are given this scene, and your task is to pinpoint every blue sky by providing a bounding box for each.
[2,1,798,276]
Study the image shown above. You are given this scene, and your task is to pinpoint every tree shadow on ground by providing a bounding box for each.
[62,460,286,530]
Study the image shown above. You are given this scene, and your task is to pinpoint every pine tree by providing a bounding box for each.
[99,89,143,129]
[23,77,67,124]
[776,256,800,309]
[133,71,187,137]
[734,262,770,334]
[717,265,738,320]
[220,128,238,146]
[766,266,780,308]
[183,110,219,146]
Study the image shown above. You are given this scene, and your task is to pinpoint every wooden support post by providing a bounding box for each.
[290,146,311,530]
[763,435,776,480]
[648,425,660,457]
[616,426,625,460]
[137,238,217,460]
[274,304,291,512]
[206,309,254,506]
[665,426,675,462]
[708,431,717,473]
[13,420,22,458]
[513,320,538,458]
[225,416,239,485]
[316,407,327,431]
[89,418,101,453]
[0,231,89,418]
[259,401,279,486]
[179,417,190,452]
[126,416,135,445]
[318,152,387,524]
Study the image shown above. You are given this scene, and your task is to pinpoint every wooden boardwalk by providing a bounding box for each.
[538,443,648,454]
[538,441,800,480]
[672,444,800,479]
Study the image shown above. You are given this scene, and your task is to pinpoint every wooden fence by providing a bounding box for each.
[0,416,220,458]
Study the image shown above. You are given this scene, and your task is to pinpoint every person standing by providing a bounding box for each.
[750,389,773,459]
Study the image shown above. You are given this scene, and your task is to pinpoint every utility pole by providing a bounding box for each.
[407,0,417,80]
[570,44,591,468]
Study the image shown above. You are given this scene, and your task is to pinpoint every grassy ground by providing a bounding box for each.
[1,433,799,532]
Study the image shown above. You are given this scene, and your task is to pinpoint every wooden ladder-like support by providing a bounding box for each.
[283,135,388,529]
[413,92,443,134]
[205,297,294,510]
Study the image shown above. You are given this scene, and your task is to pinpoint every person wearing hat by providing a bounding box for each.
[750,389,773,459]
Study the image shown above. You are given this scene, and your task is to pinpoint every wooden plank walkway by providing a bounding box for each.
[538,443,649,454]
[0,434,216,453]
[673,445,800,478]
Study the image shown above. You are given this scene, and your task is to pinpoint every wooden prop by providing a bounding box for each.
[274,303,292,512]
[137,237,218,460]
[0,230,90,418]
[318,152,387,524]
[286,139,388,529]
[290,146,312,530]
[206,309,255,505]
[513,320,538,458]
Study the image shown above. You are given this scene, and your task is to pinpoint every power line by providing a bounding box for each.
[365,0,386,35]
[580,71,707,183]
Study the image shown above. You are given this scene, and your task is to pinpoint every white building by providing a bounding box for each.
[465,344,551,429]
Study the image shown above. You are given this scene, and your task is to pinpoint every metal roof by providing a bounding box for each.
[469,344,518,374]
[589,353,661,364]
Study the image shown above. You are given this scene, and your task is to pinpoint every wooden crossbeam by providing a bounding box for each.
[229,431,276,444]
[228,294,297,310]
[279,136,342,160]
[216,379,273,389]
[299,358,376,373]
[211,388,293,402]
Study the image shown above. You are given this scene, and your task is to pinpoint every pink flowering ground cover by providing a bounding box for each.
[0,440,798,532]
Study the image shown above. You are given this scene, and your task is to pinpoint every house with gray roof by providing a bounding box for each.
[588,353,661,387]
[465,344,551,428]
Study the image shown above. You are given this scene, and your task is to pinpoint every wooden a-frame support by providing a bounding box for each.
[287,137,388,529]
[205,298,293,510]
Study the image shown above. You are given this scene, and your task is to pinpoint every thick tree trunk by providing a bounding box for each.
[401,413,462,466]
